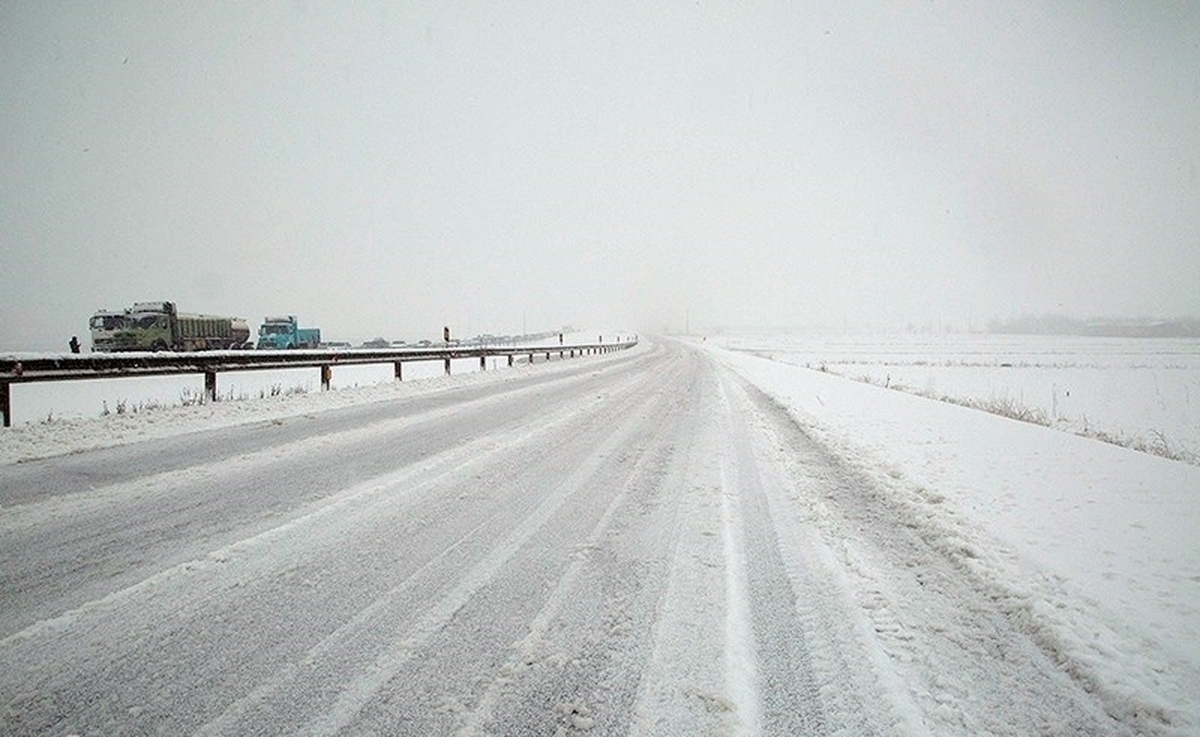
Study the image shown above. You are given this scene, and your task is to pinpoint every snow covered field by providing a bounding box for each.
[713,333,1200,463]
[2,336,1196,735]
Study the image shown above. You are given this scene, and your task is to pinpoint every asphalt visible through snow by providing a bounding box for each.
[0,340,1128,735]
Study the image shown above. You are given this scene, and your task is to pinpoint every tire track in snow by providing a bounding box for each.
[624,364,745,737]
[717,453,762,735]
[295,358,690,737]
[718,371,902,736]
[715,373,828,735]
[450,352,707,736]
[453,415,683,736]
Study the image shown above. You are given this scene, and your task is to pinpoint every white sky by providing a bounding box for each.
[2,1,1198,349]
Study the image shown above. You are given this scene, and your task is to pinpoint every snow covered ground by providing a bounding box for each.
[703,336,1199,733]
[1,335,1196,735]
[714,333,1200,461]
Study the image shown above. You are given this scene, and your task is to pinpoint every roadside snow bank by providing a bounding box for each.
[707,344,1200,734]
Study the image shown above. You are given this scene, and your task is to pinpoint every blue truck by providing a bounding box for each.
[256,315,321,349]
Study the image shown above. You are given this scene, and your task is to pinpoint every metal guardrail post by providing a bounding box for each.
[204,371,217,402]
[1,382,9,428]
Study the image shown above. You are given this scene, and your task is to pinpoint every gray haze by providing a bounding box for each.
[2,1,1198,350]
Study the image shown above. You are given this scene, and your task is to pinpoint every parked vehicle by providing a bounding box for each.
[257,315,321,349]
[89,302,250,352]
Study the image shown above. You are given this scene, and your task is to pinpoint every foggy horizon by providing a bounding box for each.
[3,2,1198,351]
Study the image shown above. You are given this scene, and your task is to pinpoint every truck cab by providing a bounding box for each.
[257,315,321,349]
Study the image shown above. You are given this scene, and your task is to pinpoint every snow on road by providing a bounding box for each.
[0,338,1193,735]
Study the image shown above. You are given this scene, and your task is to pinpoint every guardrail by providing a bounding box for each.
[0,338,638,427]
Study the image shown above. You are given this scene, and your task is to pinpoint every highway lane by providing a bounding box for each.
[0,339,1127,735]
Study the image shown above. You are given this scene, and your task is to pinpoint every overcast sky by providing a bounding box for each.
[2,1,1198,349]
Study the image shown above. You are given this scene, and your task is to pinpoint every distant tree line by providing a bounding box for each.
[987,314,1200,338]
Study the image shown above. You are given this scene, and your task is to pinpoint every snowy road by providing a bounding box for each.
[1,340,1135,735]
